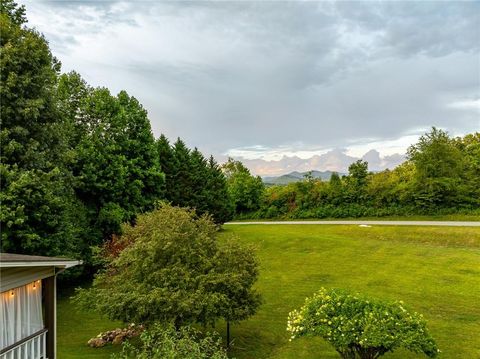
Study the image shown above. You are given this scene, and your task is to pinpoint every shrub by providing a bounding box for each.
[287,288,438,359]
[74,204,260,330]
[111,323,229,359]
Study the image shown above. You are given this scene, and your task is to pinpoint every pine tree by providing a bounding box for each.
[205,156,234,223]
[189,147,209,212]
[170,138,193,207]
[157,134,175,200]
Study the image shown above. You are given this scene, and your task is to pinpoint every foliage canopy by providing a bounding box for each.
[74,204,260,328]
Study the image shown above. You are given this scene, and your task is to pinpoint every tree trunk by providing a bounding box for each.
[226,321,230,348]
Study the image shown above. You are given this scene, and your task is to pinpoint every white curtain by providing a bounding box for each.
[0,281,44,350]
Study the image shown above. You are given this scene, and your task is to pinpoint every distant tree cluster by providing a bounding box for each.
[0,1,233,265]
[244,128,480,219]
[221,158,265,215]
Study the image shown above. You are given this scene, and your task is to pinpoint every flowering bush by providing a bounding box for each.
[287,288,438,359]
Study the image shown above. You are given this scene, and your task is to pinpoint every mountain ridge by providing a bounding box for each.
[263,170,346,185]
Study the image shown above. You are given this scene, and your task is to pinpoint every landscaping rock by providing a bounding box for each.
[112,334,126,345]
[87,323,144,347]
[87,338,106,348]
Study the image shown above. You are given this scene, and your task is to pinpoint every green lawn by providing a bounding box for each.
[57,224,480,358]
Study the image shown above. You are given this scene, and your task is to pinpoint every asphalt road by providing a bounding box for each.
[225,220,480,227]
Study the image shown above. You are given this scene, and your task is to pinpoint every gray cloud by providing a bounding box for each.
[22,0,480,166]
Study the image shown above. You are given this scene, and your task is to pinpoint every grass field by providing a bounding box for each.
[57,224,480,358]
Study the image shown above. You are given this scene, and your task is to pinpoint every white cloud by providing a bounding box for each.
[447,99,480,111]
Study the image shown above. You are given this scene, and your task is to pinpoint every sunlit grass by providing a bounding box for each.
[57,224,480,358]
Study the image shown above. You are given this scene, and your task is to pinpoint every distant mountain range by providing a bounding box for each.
[238,149,406,177]
[263,170,346,185]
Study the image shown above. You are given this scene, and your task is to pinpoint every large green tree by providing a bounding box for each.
[407,128,464,209]
[453,133,480,207]
[62,82,165,240]
[75,204,260,329]
[0,0,86,257]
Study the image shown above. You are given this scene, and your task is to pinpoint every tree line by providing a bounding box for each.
[233,129,480,219]
[0,1,234,265]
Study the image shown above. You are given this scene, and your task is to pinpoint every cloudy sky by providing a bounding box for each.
[23,0,479,175]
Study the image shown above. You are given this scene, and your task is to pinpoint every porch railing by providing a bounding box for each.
[0,329,48,359]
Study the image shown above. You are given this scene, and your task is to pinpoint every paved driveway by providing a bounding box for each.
[226,220,480,227]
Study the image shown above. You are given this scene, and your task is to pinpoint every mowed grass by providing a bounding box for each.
[57,224,480,359]
[57,289,123,358]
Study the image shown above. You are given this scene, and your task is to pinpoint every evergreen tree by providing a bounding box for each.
[157,134,175,199]
[205,156,234,223]
[170,138,193,207]
[189,147,209,212]
[159,139,233,224]
[328,172,343,205]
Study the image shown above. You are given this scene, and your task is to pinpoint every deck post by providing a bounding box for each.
[43,275,56,359]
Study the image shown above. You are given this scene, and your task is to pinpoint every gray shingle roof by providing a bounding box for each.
[0,253,76,262]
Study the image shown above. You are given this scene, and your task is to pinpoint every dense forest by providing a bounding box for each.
[1,1,479,268]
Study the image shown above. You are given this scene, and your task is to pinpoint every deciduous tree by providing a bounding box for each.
[74,204,260,329]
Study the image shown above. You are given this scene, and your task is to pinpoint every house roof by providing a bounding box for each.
[0,253,82,268]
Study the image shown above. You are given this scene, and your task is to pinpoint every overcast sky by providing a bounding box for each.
[23,0,480,174]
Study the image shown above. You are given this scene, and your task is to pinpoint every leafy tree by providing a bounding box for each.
[0,0,86,258]
[287,288,438,359]
[0,0,25,25]
[407,128,464,209]
[112,324,228,359]
[74,204,260,329]
[0,167,88,257]
[222,158,264,214]
[453,133,480,207]
[64,85,164,240]
[345,160,369,203]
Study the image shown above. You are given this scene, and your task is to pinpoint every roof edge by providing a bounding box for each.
[1,260,83,269]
